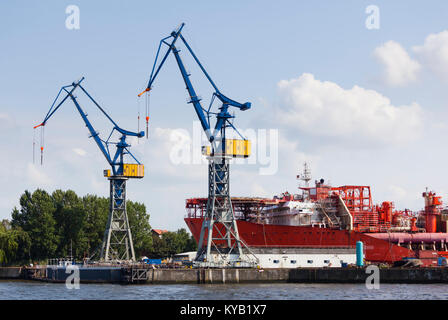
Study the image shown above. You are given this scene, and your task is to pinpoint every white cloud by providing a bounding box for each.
[374,40,421,86]
[0,113,15,131]
[135,126,206,182]
[413,30,448,80]
[26,163,53,187]
[276,73,423,145]
[72,148,87,156]
[388,185,407,200]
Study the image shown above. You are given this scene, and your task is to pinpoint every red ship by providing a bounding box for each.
[185,164,448,265]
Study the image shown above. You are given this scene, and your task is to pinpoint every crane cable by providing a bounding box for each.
[145,91,150,139]
[137,96,141,143]
[40,126,45,165]
[33,128,36,164]
[137,86,150,140]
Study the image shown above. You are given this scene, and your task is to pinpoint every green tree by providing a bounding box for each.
[127,200,152,258]
[82,194,109,258]
[52,190,88,259]
[0,223,18,265]
[149,228,197,258]
[11,189,58,261]
[7,189,154,263]
[175,228,197,252]
[0,221,31,265]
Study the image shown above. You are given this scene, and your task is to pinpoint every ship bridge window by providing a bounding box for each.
[324,260,330,264]
[273,260,280,264]
[307,260,313,264]
[290,260,297,264]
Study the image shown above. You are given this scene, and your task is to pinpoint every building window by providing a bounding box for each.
[307,260,313,264]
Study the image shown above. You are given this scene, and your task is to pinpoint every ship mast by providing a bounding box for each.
[297,162,312,200]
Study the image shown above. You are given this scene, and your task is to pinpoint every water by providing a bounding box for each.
[1,280,448,300]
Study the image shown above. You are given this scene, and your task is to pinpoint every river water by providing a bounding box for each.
[1,280,448,300]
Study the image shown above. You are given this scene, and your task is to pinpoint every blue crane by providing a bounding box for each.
[34,77,144,176]
[138,22,251,152]
[34,77,144,262]
[139,23,257,267]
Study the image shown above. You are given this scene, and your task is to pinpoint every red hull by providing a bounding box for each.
[185,217,415,263]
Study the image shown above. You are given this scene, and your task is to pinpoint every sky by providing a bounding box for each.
[1,1,448,231]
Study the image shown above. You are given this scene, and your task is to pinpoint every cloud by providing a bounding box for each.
[26,163,53,187]
[388,185,407,200]
[133,126,206,183]
[413,30,448,80]
[72,148,87,156]
[276,73,423,145]
[0,113,15,131]
[374,40,421,86]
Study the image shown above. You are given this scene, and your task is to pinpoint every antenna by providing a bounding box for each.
[297,162,312,201]
[297,162,311,188]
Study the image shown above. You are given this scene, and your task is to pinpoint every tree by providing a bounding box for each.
[82,194,109,258]
[0,223,18,265]
[176,228,197,252]
[148,228,197,258]
[0,221,31,265]
[52,190,88,259]
[11,189,58,261]
[127,200,152,258]
[7,188,155,263]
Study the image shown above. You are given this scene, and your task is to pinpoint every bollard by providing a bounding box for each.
[356,241,364,267]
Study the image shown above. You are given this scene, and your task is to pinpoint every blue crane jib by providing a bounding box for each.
[138,22,251,155]
[34,77,144,178]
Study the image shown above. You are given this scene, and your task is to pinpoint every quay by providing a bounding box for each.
[2,266,448,284]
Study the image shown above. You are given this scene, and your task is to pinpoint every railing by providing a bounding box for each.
[47,258,76,267]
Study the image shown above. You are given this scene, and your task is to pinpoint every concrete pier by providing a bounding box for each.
[0,267,22,279]
[149,267,448,284]
[2,266,448,284]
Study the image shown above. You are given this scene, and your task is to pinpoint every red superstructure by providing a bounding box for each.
[423,190,442,233]
[184,171,448,264]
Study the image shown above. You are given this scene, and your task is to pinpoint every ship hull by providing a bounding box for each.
[185,218,415,263]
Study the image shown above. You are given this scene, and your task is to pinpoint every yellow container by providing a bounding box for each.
[104,169,111,177]
[226,139,234,155]
[202,146,211,156]
[201,139,250,158]
[231,139,250,158]
[123,164,144,178]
